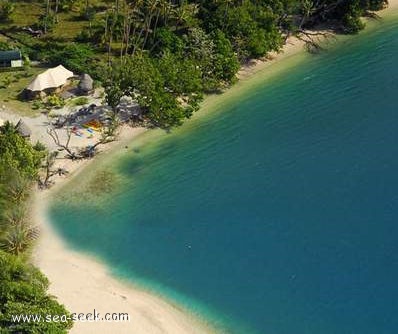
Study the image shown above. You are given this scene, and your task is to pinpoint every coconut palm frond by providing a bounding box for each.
[0,224,39,256]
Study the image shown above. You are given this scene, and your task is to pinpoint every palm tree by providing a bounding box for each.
[173,2,198,30]
[299,0,316,29]
[0,206,38,256]
[3,206,26,226]
[44,0,52,34]
[85,0,90,17]
[1,172,30,204]
[0,224,39,255]
[141,0,160,50]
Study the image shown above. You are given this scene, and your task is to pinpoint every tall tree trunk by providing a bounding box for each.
[85,0,90,18]
[141,14,154,50]
[55,0,59,23]
[44,0,51,34]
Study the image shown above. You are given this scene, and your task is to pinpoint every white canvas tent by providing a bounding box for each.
[27,65,74,92]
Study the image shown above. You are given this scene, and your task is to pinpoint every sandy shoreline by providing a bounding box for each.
[31,3,398,333]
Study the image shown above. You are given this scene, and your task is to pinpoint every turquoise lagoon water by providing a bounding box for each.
[50,15,398,334]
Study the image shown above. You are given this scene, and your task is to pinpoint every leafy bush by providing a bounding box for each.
[32,141,46,152]
[46,95,65,109]
[342,13,365,33]
[32,99,44,110]
[0,122,44,179]
[341,1,366,33]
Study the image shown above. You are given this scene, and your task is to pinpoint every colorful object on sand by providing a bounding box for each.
[83,119,102,131]
[72,127,83,137]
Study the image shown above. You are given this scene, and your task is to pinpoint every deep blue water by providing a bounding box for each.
[51,15,398,334]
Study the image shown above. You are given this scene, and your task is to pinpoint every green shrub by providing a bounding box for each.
[45,95,65,109]
[71,96,89,106]
[32,141,46,152]
[32,100,44,110]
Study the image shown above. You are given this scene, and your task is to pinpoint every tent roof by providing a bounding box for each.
[26,65,74,91]
[0,50,22,61]
[16,119,31,137]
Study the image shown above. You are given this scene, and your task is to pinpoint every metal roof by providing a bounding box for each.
[0,50,22,61]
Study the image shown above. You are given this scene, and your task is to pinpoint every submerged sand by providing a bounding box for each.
[33,198,212,334]
[32,126,214,334]
[32,3,398,333]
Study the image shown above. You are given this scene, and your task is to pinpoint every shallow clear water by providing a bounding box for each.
[51,15,398,334]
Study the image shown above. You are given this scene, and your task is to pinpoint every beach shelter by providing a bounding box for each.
[78,73,94,95]
[26,65,74,92]
[15,119,31,138]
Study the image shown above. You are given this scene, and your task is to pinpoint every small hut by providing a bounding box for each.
[0,50,23,68]
[78,73,94,95]
[16,119,31,139]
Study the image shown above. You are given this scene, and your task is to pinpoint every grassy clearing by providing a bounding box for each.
[0,65,49,116]
[68,96,90,107]
[0,2,92,43]
[3,2,43,29]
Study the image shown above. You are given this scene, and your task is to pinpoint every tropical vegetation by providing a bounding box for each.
[0,1,389,332]
[0,122,72,333]
[0,0,388,127]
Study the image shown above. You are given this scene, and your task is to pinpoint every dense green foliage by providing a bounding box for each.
[0,122,72,333]
[1,0,388,127]
[0,123,43,179]
[41,43,95,74]
[0,251,73,333]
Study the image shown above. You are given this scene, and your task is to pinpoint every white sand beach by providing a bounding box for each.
[29,2,398,332]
